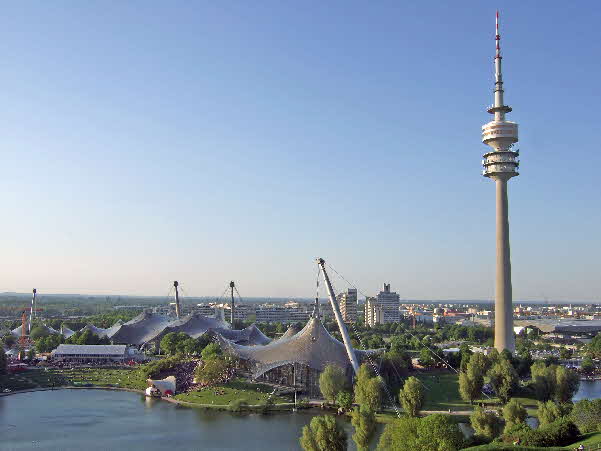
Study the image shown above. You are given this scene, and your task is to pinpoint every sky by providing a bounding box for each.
[1,1,600,301]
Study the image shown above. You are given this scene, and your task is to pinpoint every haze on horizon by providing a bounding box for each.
[1,2,599,302]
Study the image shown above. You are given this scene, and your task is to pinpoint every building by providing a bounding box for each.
[481,12,520,352]
[51,344,129,363]
[255,305,312,323]
[217,315,382,397]
[376,283,401,323]
[365,297,384,327]
[337,288,357,323]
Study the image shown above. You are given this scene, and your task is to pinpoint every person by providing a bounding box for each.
[577,445,584,450]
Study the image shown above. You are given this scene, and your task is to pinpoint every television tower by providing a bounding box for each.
[482,11,520,353]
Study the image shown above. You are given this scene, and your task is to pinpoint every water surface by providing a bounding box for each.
[0,389,358,451]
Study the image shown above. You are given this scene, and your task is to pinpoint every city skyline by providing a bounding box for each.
[2,2,600,301]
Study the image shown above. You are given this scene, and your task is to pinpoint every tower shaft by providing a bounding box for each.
[494,179,514,352]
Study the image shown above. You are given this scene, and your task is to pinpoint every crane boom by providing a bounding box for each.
[317,258,360,374]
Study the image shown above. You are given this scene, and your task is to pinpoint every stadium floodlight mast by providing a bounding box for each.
[481,11,520,353]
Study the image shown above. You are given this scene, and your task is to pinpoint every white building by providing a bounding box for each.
[365,297,385,327]
[376,283,400,323]
[51,344,130,363]
[337,288,357,323]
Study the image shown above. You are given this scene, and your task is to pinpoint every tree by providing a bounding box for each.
[160,332,180,355]
[502,398,527,430]
[418,348,434,367]
[194,356,232,386]
[377,416,420,450]
[537,400,563,426]
[417,414,464,450]
[581,356,595,374]
[300,415,347,451]
[354,364,382,412]
[459,371,479,404]
[559,347,571,360]
[531,361,556,402]
[336,391,353,410]
[319,364,346,403]
[488,359,518,404]
[399,376,424,417]
[29,326,51,341]
[201,342,222,360]
[0,347,7,375]
[470,406,502,440]
[2,334,16,348]
[587,334,601,359]
[351,406,376,451]
[554,365,579,404]
[570,399,601,433]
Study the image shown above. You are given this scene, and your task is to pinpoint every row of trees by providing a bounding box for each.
[33,329,112,353]
[470,397,582,447]
[315,363,428,450]
[159,332,212,356]
[458,350,580,405]
[301,412,465,451]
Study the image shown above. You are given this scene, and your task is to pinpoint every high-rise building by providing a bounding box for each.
[337,288,357,323]
[365,297,384,327]
[481,12,519,353]
[365,283,401,325]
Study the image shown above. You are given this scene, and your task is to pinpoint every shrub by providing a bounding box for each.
[377,414,463,451]
[571,398,601,433]
[142,355,182,378]
[501,417,579,447]
[336,391,353,410]
[300,415,347,451]
[228,399,247,412]
[537,400,562,426]
[470,406,502,440]
[502,398,527,430]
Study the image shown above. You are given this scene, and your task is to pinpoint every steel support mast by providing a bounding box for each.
[317,258,360,374]
[173,281,181,319]
[28,288,37,333]
[230,281,235,325]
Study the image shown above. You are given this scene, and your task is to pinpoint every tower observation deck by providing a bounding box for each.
[482,11,519,353]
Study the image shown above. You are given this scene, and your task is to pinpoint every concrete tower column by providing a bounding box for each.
[494,177,514,352]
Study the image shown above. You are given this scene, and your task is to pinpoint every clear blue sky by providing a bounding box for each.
[1,1,599,301]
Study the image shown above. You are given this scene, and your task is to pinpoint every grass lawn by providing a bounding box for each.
[1,367,148,391]
[174,378,289,406]
[463,432,601,450]
[414,372,469,411]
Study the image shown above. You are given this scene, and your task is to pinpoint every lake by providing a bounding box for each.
[0,389,359,451]
[1,381,599,451]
